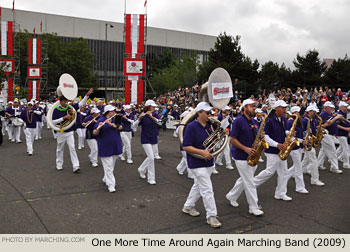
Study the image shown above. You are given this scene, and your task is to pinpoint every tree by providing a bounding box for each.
[323,55,350,90]
[150,54,197,94]
[149,49,176,75]
[197,32,259,96]
[293,49,327,88]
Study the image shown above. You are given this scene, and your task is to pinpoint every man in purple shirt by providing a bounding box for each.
[52,88,93,173]
[120,104,135,164]
[6,100,23,143]
[226,99,264,216]
[335,101,350,168]
[182,101,221,228]
[316,101,343,173]
[254,100,292,201]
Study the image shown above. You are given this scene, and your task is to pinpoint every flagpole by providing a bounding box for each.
[124,0,126,15]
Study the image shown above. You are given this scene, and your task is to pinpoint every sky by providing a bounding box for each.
[1,0,349,69]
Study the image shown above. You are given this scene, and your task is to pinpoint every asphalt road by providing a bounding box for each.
[0,126,349,234]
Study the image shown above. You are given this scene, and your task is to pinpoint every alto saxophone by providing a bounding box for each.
[278,114,300,160]
[247,113,269,166]
[312,114,324,148]
[304,117,315,151]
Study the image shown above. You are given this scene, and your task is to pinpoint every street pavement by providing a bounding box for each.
[0,127,349,234]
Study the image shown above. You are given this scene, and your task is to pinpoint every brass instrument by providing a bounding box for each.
[247,113,269,166]
[278,114,300,160]
[59,107,76,131]
[312,114,324,148]
[304,117,315,151]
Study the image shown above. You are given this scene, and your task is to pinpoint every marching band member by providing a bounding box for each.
[301,106,325,186]
[153,105,162,160]
[254,109,265,163]
[176,110,194,179]
[336,101,350,169]
[317,101,343,174]
[82,107,101,167]
[5,101,14,141]
[76,104,87,150]
[93,105,123,193]
[120,104,135,164]
[226,99,264,216]
[20,101,40,155]
[182,102,221,228]
[216,106,234,170]
[286,106,309,193]
[254,100,292,201]
[34,101,44,140]
[134,100,162,185]
[6,100,22,143]
[52,88,93,173]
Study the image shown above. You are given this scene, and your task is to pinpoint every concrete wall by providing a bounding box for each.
[1,8,216,51]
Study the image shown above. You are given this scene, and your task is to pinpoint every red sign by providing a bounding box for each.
[27,66,41,78]
[123,58,145,76]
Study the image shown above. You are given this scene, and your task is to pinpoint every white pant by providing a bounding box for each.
[336,136,350,166]
[226,160,259,210]
[10,125,21,142]
[87,139,98,164]
[120,131,132,160]
[317,134,339,171]
[35,121,43,139]
[254,153,289,198]
[216,140,232,166]
[24,128,35,153]
[101,155,118,189]
[176,151,194,178]
[288,149,307,191]
[138,144,156,182]
[56,131,79,168]
[184,166,217,219]
[153,143,160,158]
[302,148,320,183]
[76,128,86,148]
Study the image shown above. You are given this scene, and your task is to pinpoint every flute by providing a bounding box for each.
[84,115,99,128]
[95,114,117,130]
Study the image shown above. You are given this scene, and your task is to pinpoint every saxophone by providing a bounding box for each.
[247,113,269,166]
[278,114,300,160]
[304,117,315,151]
[312,114,324,148]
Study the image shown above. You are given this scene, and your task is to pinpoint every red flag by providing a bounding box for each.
[144,0,147,7]
[12,0,15,12]
[0,6,2,20]
[40,21,42,33]
[33,27,36,36]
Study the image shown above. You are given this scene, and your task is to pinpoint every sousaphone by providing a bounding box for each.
[178,68,233,159]
[47,74,78,132]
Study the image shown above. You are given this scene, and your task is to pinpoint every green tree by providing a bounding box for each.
[323,55,350,90]
[150,54,197,94]
[149,49,176,75]
[197,32,259,96]
[293,49,327,88]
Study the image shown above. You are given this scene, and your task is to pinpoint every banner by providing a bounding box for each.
[1,21,14,56]
[28,38,42,100]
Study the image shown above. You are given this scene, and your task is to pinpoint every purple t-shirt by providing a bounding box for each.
[337,111,349,137]
[286,118,303,150]
[264,114,287,154]
[20,109,37,128]
[140,114,158,144]
[182,120,215,169]
[320,111,338,136]
[121,113,135,132]
[230,114,258,160]
[94,117,123,157]
[83,115,101,139]
[52,103,79,132]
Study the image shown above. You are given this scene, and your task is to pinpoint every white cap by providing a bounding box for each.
[155,107,159,111]
[338,101,348,107]
[211,110,216,115]
[124,105,131,110]
[185,106,189,110]
[290,106,301,113]
[188,107,194,112]
[14,100,19,103]
[241,99,256,108]
[222,105,232,111]
[173,104,178,107]
[103,105,115,114]
[347,105,350,110]
[255,108,263,113]
[35,100,40,104]
[262,104,268,108]
[274,100,288,108]
[8,101,14,104]
[109,100,114,104]
[324,101,335,108]
[27,101,34,106]
[145,99,157,107]
[195,102,213,112]
[91,107,100,114]
[305,105,318,112]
